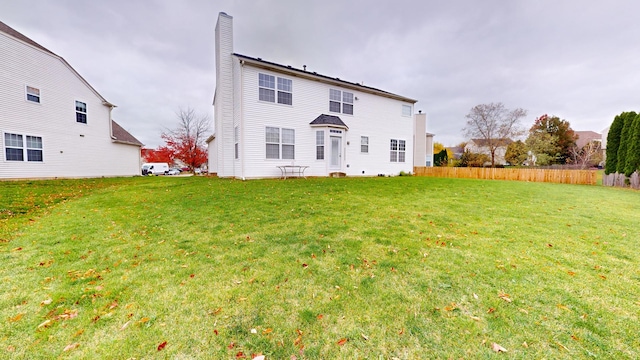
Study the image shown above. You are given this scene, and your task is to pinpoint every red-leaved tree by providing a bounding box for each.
[141,147,174,163]
[161,107,210,171]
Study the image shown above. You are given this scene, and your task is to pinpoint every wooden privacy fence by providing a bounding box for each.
[413,167,597,185]
[602,172,640,189]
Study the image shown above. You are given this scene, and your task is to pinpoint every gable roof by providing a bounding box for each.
[111,120,143,146]
[470,138,513,147]
[0,20,115,108]
[309,114,348,129]
[575,130,602,149]
[233,53,417,104]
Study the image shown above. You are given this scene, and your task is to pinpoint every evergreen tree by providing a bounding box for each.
[616,112,637,174]
[624,113,640,177]
[605,114,624,174]
[434,149,448,166]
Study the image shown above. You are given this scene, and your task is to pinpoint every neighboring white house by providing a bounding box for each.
[209,13,431,179]
[464,138,513,165]
[0,21,142,179]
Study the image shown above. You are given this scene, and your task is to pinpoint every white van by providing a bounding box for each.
[141,162,169,175]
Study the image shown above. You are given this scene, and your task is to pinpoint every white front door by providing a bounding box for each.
[330,136,342,170]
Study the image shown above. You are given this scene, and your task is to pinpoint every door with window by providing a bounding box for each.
[330,136,342,170]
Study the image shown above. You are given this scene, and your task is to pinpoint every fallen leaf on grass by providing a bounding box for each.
[37,320,52,329]
[487,308,496,313]
[157,341,167,351]
[252,355,265,360]
[522,341,528,348]
[63,343,80,352]
[337,338,348,346]
[139,317,150,324]
[262,328,273,334]
[294,335,302,346]
[120,321,131,331]
[361,334,369,340]
[236,351,246,358]
[498,292,512,302]
[469,316,481,321]
[491,342,507,352]
[40,299,52,306]
[9,313,24,322]
[316,314,323,320]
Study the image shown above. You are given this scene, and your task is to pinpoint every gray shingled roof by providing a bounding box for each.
[112,120,143,146]
[310,114,348,129]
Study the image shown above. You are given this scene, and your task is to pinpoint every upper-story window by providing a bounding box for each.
[402,104,412,117]
[329,89,354,115]
[26,86,40,103]
[259,73,292,105]
[75,101,87,123]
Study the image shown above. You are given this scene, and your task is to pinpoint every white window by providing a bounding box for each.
[329,89,354,115]
[316,131,324,160]
[259,73,292,105]
[265,127,295,159]
[234,126,239,160]
[390,139,406,162]
[75,101,87,123]
[361,136,369,153]
[402,104,412,117]
[4,133,43,162]
[26,86,40,103]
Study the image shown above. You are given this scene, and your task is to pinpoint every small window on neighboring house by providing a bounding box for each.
[4,133,43,162]
[402,104,412,117]
[329,89,354,115]
[390,139,406,162]
[316,131,324,160]
[361,136,369,153]
[75,101,87,123]
[234,126,239,160]
[259,73,292,105]
[26,86,40,103]
[265,127,295,160]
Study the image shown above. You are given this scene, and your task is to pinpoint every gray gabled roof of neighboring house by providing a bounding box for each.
[111,120,143,146]
[574,130,601,149]
[0,20,115,107]
[233,53,418,104]
[309,114,349,129]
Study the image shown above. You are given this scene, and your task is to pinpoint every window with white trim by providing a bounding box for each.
[316,130,324,160]
[361,136,369,153]
[402,104,412,117]
[234,126,239,160]
[26,86,40,103]
[75,101,87,123]
[329,89,354,115]
[265,127,295,159]
[259,73,292,105]
[390,139,406,162]
[4,133,43,162]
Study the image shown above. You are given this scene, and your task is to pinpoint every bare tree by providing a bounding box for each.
[463,103,527,167]
[571,140,602,169]
[161,107,211,171]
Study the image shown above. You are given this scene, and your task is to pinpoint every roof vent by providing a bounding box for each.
[257,57,262,60]
[303,65,307,71]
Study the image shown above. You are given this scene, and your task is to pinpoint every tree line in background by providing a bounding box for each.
[142,108,210,171]
[604,111,640,177]
[435,103,603,168]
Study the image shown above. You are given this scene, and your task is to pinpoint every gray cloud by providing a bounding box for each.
[3,0,640,147]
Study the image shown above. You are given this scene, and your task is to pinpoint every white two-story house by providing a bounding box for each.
[0,21,142,179]
[209,13,429,179]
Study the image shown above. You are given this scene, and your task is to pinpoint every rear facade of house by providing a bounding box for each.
[0,21,142,179]
[210,13,426,179]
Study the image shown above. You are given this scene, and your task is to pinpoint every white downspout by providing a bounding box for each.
[240,60,245,180]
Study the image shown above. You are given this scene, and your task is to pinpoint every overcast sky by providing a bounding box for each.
[3,0,640,147]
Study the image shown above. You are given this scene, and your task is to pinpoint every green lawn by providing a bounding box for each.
[1,176,639,359]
